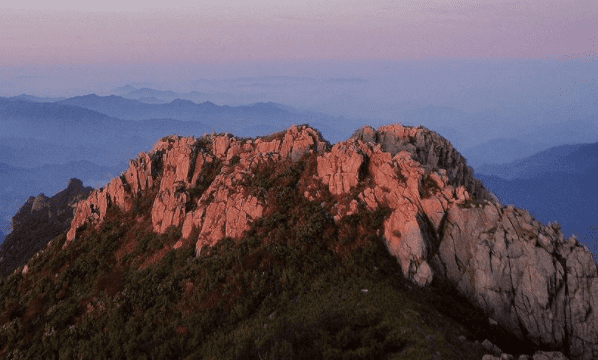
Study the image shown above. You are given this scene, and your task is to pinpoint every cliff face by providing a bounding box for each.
[65,124,597,359]
[0,178,93,276]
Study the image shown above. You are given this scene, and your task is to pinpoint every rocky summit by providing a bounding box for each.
[0,178,93,277]
[2,124,596,359]
[60,124,598,359]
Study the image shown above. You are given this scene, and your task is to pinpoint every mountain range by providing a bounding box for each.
[478,143,598,180]
[56,94,364,142]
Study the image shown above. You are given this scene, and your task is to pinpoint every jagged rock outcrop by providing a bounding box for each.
[64,123,598,359]
[0,178,93,276]
[351,125,493,201]
[67,125,328,256]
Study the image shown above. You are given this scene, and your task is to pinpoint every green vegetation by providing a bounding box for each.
[0,153,514,359]
[186,159,222,211]
[229,154,241,166]
[418,172,440,199]
[458,198,490,209]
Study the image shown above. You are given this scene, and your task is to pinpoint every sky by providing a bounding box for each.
[1,0,596,65]
[0,0,596,107]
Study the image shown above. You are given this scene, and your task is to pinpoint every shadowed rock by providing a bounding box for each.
[0,178,93,276]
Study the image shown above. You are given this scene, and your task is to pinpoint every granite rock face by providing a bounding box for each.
[0,178,93,276]
[439,203,598,360]
[64,124,598,359]
[325,125,597,359]
[67,125,328,256]
[351,125,493,201]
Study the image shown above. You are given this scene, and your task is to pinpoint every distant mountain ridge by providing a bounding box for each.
[56,94,362,142]
[7,94,67,102]
[0,137,114,168]
[478,142,598,180]
[461,138,551,168]
[0,97,210,143]
[475,141,598,242]
[113,84,256,106]
[0,96,212,170]
[58,94,286,123]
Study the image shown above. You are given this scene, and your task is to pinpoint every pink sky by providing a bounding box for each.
[1,0,596,66]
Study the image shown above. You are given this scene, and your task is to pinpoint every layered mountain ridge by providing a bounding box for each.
[58,124,597,359]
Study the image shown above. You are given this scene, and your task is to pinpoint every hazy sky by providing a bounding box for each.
[1,0,597,66]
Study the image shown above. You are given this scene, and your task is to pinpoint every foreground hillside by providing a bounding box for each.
[1,124,596,359]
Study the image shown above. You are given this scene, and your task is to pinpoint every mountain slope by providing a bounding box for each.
[0,219,10,240]
[0,124,594,359]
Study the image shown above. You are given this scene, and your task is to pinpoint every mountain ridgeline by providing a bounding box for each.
[0,124,595,360]
[476,141,598,241]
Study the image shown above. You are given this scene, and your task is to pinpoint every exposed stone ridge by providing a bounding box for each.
[64,123,598,359]
[351,124,493,201]
[66,125,329,255]
[0,178,93,276]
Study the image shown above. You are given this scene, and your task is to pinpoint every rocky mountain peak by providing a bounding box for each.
[58,123,598,359]
[352,124,493,201]
[30,193,50,212]
[66,177,85,190]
